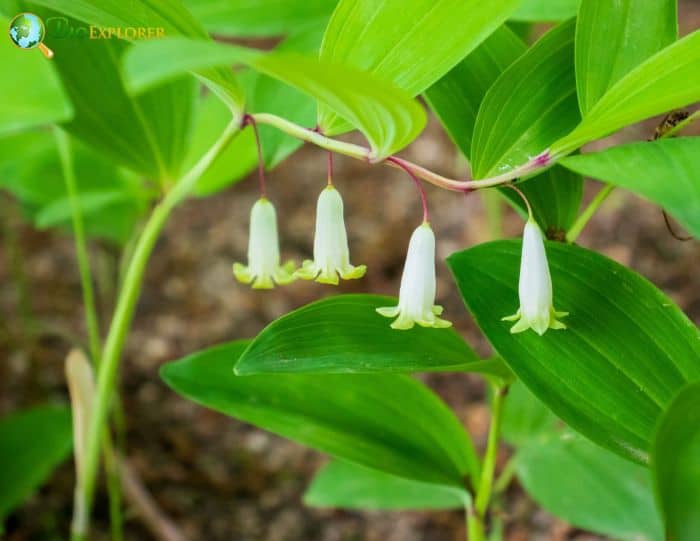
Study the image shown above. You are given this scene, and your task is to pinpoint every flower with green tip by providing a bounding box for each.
[376,222,451,330]
[295,185,366,285]
[502,218,568,335]
[233,198,296,289]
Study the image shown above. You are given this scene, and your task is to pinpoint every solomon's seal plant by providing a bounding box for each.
[295,184,366,284]
[2,1,700,541]
[376,222,452,330]
[502,194,568,335]
[233,197,296,289]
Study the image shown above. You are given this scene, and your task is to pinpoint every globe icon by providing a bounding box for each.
[8,12,45,50]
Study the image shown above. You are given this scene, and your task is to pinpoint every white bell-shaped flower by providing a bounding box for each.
[376,222,451,330]
[233,198,296,289]
[502,218,567,335]
[295,186,366,285]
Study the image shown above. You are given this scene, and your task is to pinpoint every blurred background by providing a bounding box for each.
[1,4,700,541]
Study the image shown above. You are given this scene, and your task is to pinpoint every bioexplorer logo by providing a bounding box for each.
[8,12,167,60]
[8,12,53,58]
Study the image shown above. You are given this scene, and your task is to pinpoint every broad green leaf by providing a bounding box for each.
[29,0,244,113]
[517,431,663,541]
[423,28,581,236]
[424,25,526,158]
[251,26,325,169]
[575,0,677,115]
[471,19,580,178]
[21,7,196,182]
[124,38,427,159]
[234,294,510,379]
[304,460,467,510]
[505,165,582,238]
[161,340,480,488]
[447,241,700,464]
[561,138,700,239]
[0,130,148,243]
[501,380,558,447]
[255,51,427,161]
[554,30,700,155]
[123,39,258,94]
[510,0,580,21]
[0,405,72,523]
[652,382,700,541]
[318,0,520,134]
[183,0,336,37]
[0,16,72,135]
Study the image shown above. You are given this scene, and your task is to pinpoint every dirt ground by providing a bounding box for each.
[2,11,700,541]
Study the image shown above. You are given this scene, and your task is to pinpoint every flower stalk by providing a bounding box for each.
[251,113,552,192]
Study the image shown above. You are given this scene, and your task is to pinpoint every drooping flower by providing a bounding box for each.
[295,185,366,284]
[376,222,451,330]
[233,198,296,289]
[502,218,568,335]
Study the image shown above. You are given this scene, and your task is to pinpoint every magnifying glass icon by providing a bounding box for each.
[8,12,54,59]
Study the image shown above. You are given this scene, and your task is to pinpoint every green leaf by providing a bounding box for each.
[424,25,526,158]
[124,38,427,159]
[161,339,480,488]
[30,0,244,113]
[501,380,558,447]
[251,26,325,169]
[0,130,148,243]
[183,0,337,37]
[575,0,677,115]
[510,0,580,21]
[318,0,520,134]
[554,30,700,155]
[652,382,700,541]
[447,241,700,464]
[517,431,663,541]
[304,460,467,510]
[471,19,580,178]
[234,294,509,378]
[21,7,196,182]
[0,405,72,523]
[561,138,700,239]
[424,26,582,234]
[0,16,72,135]
[505,165,583,238]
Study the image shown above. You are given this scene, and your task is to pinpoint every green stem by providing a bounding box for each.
[71,118,240,540]
[252,113,550,191]
[467,384,508,540]
[566,183,615,243]
[467,507,486,541]
[253,113,370,160]
[56,128,125,541]
[54,128,102,362]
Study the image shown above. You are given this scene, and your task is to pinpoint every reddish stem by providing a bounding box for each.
[327,151,334,185]
[387,156,429,223]
[243,114,267,197]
